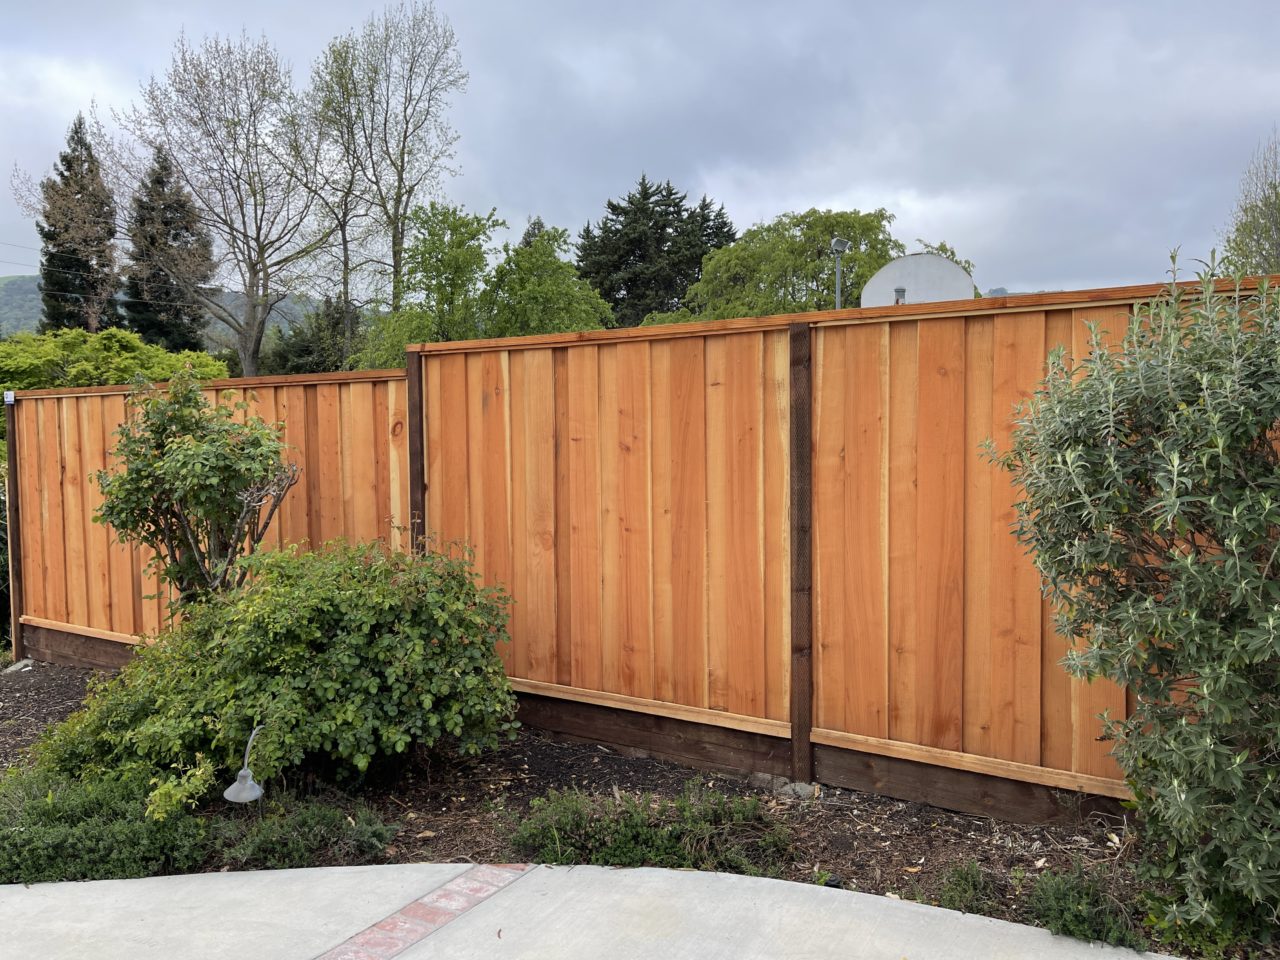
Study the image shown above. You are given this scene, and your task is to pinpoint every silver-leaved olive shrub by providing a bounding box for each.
[991,263,1280,934]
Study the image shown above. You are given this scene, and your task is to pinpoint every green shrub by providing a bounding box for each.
[511,782,792,876]
[1029,863,1147,950]
[38,541,517,816]
[0,327,226,396]
[215,796,394,871]
[992,268,1280,931]
[938,860,998,914]
[0,768,208,883]
[0,768,396,883]
[95,368,297,602]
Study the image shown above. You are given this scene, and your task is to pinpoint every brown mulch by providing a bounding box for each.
[0,660,93,769]
[368,729,1141,916]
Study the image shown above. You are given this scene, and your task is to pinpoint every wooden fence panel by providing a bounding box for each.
[10,371,409,644]
[22,277,1247,801]
[811,307,1129,786]
[419,328,793,727]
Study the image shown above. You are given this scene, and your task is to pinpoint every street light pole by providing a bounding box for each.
[831,237,852,310]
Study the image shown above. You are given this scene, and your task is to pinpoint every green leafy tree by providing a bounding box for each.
[1221,131,1280,276]
[95,369,298,602]
[991,268,1280,934]
[481,227,611,338]
[36,114,119,333]
[0,328,225,393]
[645,208,904,324]
[576,175,735,328]
[260,297,359,375]
[358,202,502,366]
[121,148,214,351]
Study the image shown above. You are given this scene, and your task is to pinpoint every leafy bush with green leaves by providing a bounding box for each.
[1029,863,1147,950]
[511,782,791,875]
[214,794,394,871]
[0,327,225,394]
[0,767,394,884]
[95,369,297,601]
[0,768,208,883]
[938,860,998,914]
[991,268,1280,932]
[37,541,517,817]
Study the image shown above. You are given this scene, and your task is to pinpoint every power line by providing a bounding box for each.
[0,257,225,315]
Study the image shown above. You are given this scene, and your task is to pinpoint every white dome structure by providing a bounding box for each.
[860,253,974,308]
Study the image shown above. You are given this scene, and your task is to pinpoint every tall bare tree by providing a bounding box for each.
[1222,130,1280,277]
[123,33,325,375]
[315,1,467,311]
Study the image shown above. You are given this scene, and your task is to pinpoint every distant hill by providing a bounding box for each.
[0,276,40,335]
[0,274,311,343]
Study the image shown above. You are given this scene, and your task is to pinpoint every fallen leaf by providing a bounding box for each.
[903,866,921,874]
[416,830,437,839]
[1033,857,1047,869]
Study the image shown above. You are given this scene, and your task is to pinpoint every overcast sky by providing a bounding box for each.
[1,1,1276,293]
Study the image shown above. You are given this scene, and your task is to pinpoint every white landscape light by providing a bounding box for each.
[224,725,265,804]
[830,237,852,309]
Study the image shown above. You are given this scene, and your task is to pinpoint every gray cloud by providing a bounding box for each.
[1,0,1275,295]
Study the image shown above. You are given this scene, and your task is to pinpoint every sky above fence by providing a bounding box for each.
[1,0,1276,293]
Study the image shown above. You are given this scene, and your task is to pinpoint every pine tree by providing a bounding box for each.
[519,216,547,248]
[122,148,214,351]
[37,114,119,332]
[576,175,736,328]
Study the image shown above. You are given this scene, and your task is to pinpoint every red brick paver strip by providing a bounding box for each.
[314,864,532,960]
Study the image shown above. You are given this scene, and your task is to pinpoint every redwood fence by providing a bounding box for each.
[10,280,1220,818]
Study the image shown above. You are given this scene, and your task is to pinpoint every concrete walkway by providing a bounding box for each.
[1,863,1170,960]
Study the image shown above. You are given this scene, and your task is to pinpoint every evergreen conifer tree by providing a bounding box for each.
[122,148,214,351]
[37,114,119,332]
[576,175,735,327]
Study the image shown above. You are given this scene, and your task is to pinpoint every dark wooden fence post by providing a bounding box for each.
[405,351,426,553]
[5,391,24,662]
[789,323,814,783]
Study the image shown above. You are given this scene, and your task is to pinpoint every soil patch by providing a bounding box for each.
[0,660,93,769]
[369,728,1140,924]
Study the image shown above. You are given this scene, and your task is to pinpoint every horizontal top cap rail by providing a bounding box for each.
[12,367,407,402]
[407,274,1280,356]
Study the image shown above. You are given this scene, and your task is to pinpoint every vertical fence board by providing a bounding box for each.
[762,330,791,724]
[60,399,88,629]
[988,312,1045,764]
[17,400,44,619]
[812,328,846,732]
[843,323,890,738]
[650,337,708,708]
[887,322,921,744]
[509,349,558,683]
[566,346,603,690]
[79,397,111,632]
[910,318,967,751]
[962,317,996,757]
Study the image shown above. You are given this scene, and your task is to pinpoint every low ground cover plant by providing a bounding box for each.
[511,781,792,876]
[0,766,392,884]
[993,267,1280,942]
[1029,862,1148,950]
